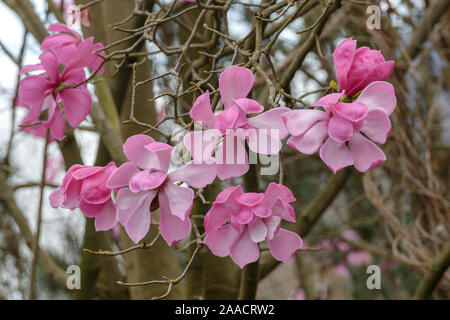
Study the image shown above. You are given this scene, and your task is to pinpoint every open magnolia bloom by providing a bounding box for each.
[283,81,397,173]
[106,135,216,245]
[332,37,394,96]
[184,66,289,180]
[49,162,118,231]
[204,183,303,268]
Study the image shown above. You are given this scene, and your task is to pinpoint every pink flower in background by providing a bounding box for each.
[185,66,289,180]
[41,24,105,74]
[341,229,359,242]
[293,288,306,300]
[333,38,394,96]
[106,135,215,245]
[283,81,396,173]
[18,49,92,141]
[49,162,117,231]
[54,0,91,26]
[204,183,302,268]
[333,264,350,278]
[347,251,372,266]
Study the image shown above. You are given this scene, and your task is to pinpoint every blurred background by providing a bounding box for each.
[0,0,449,299]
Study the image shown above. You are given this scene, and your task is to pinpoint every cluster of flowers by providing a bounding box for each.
[17,23,104,141]
[49,37,396,268]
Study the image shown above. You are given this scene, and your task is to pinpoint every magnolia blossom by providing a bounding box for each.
[41,24,104,74]
[106,135,215,245]
[18,49,92,141]
[184,66,289,180]
[49,162,117,231]
[204,183,302,268]
[54,0,91,26]
[283,81,397,173]
[347,251,372,266]
[333,38,394,96]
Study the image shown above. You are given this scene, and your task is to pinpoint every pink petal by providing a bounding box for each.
[80,171,112,205]
[267,228,302,262]
[204,203,235,234]
[47,106,66,141]
[169,162,216,189]
[235,206,254,224]
[39,51,60,82]
[360,108,391,144]
[214,105,248,132]
[319,138,354,173]
[215,185,243,204]
[270,199,296,222]
[248,218,267,243]
[158,191,192,246]
[263,182,296,207]
[183,129,221,164]
[328,116,354,143]
[349,133,386,172]
[234,98,264,114]
[190,91,214,128]
[94,199,117,231]
[253,205,272,218]
[141,170,167,190]
[59,88,92,128]
[282,109,328,137]
[144,142,174,172]
[48,23,81,39]
[332,38,356,92]
[161,183,194,221]
[219,66,254,108]
[311,92,344,109]
[216,134,249,180]
[236,192,264,206]
[264,216,281,240]
[123,135,159,170]
[287,120,328,154]
[247,127,283,155]
[18,75,53,107]
[71,166,103,180]
[107,162,140,188]
[79,200,104,218]
[115,188,150,211]
[123,196,153,244]
[230,228,260,268]
[348,61,394,96]
[333,102,368,122]
[248,106,290,139]
[204,224,240,257]
[356,81,396,116]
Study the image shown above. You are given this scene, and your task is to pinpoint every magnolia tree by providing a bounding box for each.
[0,0,449,300]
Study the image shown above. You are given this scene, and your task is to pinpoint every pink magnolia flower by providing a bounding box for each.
[204,183,302,268]
[106,135,215,245]
[49,162,117,231]
[333,38,394,96]
[41,24,104,74]
[283,81,397,173]
[54,0,91,26]
[347,251,372,266]
[184,66,289,180]
[18,49,92,141]
[293,288,307,300]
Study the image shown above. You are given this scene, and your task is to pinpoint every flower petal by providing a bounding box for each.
[248,218,267,243]
[328,115,354,143]
[219,66,254,108]
[319,138,353,173]
[190,91,214,128]
[144,142,173,172]
[248,107,290,139]
[169,162,216,189]
[123,135,158,170]
[230,228,260,268]
[332,38,356,92]
[349,133,386,172]
[94,199,117,231]
[267,228,302,262]
[360,108,391,144]
[216,134,249,180]
[204,203,235,234]
[356,81,396,116]
[123,195,153,244]
[162,183,194,220]
[107,162,140,188]
[234,98,264,114]
[158,191,192,246]
[287,120,328,154]
[311,92,344,110]
[282,109,328,137]
[333,102,368,122]
[59,88,92,128]
[204,224,240,257]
